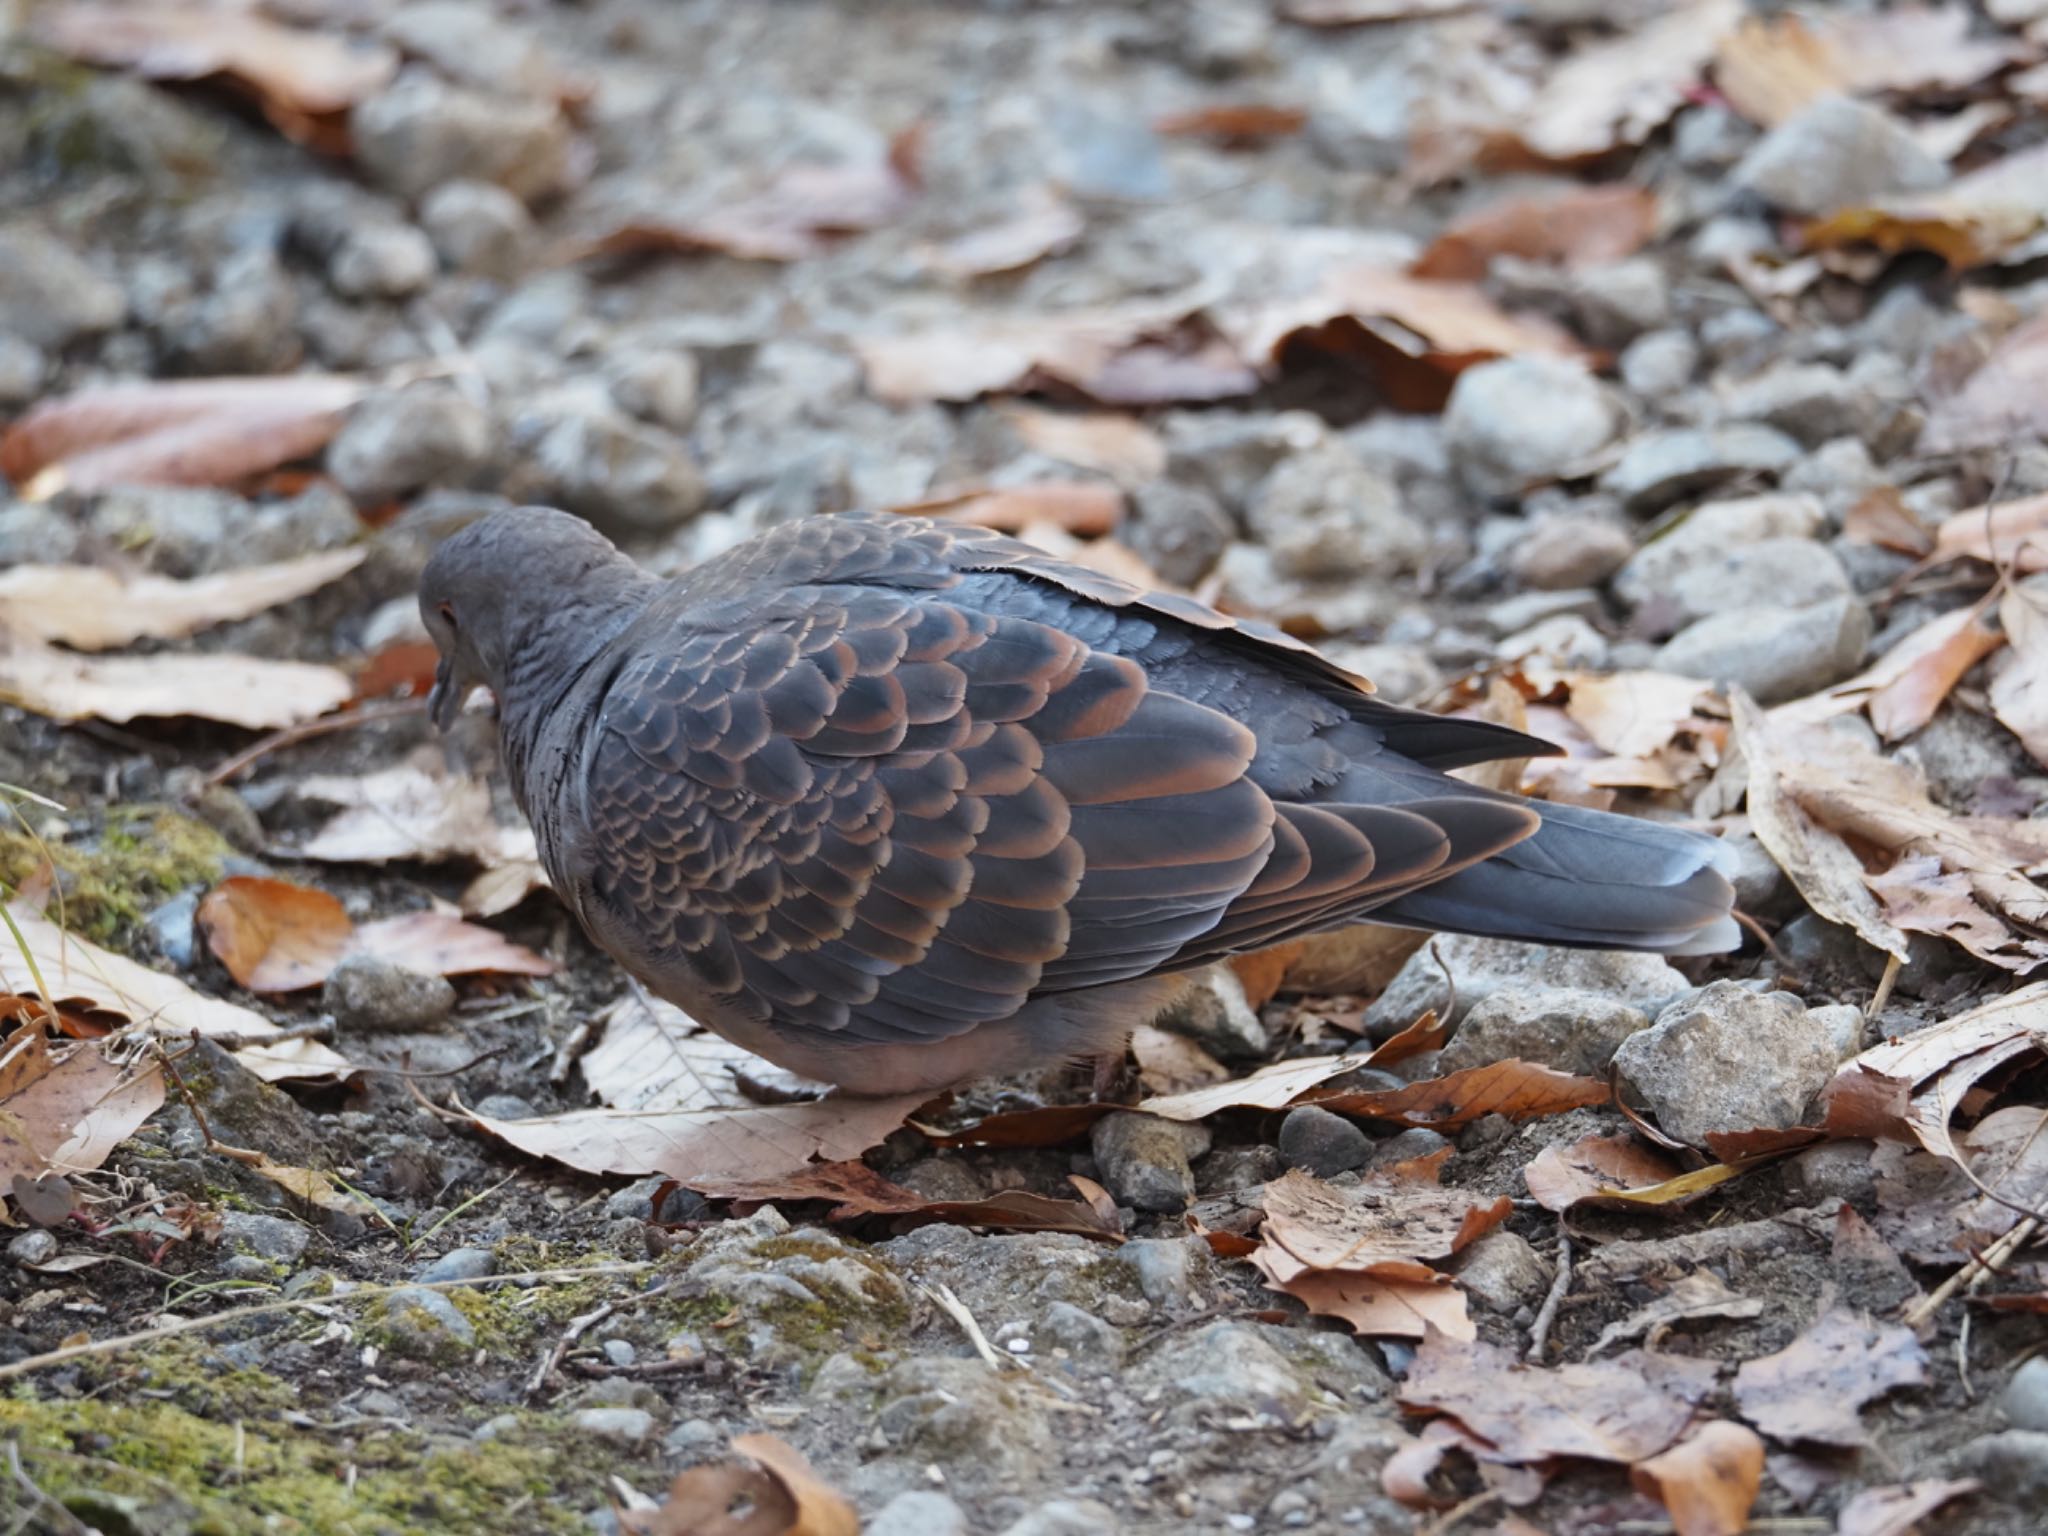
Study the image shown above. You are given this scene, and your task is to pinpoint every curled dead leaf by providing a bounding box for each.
[620,1432,857,1536]
[0,1018,164,1190]
[1630,1421,1765,1536]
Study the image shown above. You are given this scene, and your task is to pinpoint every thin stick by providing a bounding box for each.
[1420,1490,1502,1536]
[5,1441,92,1536]
[924,1282,1018,1373]
[1866,952,1904,1021]
[202,698,426,787]
[1904,1217,2037,1330]
[0,1263,652,1383]
[524,1278,676,1401]
[1526,1228,1573,1362]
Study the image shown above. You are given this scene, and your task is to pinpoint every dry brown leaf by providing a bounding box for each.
[916,1101,1113,1150]
[0,375,369,499]
[1929,489,2048,573]
[1139,1053,1361,1120]
[294,753,539,866]
[621,1432,858,1536]
[1130,1023,1231,1096]
[1834,1479,1978,1536]
[0,636,353,731]
[458,859,552,918]
[1412,185,1659,282]
[1735,693,1910,962]
[0,994,127,1041]
[1820,981,2048,1150]
[0,902,351,1082]
[1306,1059,1611,1130]
[1523,1133,1686,1213]
[1354,1006,1451,1070]
[196,878,352,993]
[1261,1164,1509,1275]
[574,127,923,264]
[1781,605,2007,739]
[1154,104,1307,141]
[1252,1251,1475,1340]
[1926,310,2048,453]
[1562,671,1715,759]
[244,1151,373,1217]
[1716,6,2017,128]
[1843,487,1934,557]
[1281,926,1429,996]
[351,639,443,703]
[688,1158,1121,1240]
[462,1092,931,1185]
[1806,143,2048,273]
[1401,1332,1718,1464]
[925,189,1084,278]
[1732,1307,1926,1447]
[1513,0,1740,162]
[1630,1421,1765,1536]
[0,549,366,652]
[0,1021,164,1189]
[29,1,397,151]
[1001,407,1166,484]
[1589,1271,1766,1356]
[1993,577,2048,767]
[1229,943,1306,1011]
[580,993,820,1113]
[889,480,1123,536]
[353,912,554,981]
[1883,1105,2048,1263]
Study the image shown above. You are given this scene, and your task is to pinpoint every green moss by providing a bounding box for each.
[0,807,228,943]
[0,1393,606,1536]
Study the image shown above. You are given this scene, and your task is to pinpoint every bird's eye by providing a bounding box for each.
[438,602,457,629]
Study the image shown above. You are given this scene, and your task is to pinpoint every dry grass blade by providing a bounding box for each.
[0,549,366,652]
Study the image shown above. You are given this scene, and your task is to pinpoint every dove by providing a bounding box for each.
[421,506,1737,1095]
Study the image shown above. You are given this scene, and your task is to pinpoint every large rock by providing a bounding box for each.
[1658,594,1871,704]
[1657,538,1853,634]
[513,408,707,536]
[1603,426,1802,514]
[1613,493,1826,609]
[328,385,493,505]
[351,67,572,203]
[0,225,124,349]
[1734,97,1947,218]
[1438,987,1652,1075]
[1364,935,1688,1037]
[1445,355,1622,500]
[1246,441,1424,581]
[1613,981,1848,1144]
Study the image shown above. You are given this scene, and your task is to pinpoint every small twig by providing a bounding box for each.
[525,1278,677,1401]
[1904,1216,2038,1330]
[1731,908,1785,967]
[189,1021,336,1053]
[1526,1228,1573,1363]
[1866,951,1904,1021]
[1958,1308,1975,1403]
[924,1282,1021,1373]
[0,1264,653,1383]
[1420,1490,1502,1536]
[6,1441,92,1536]
[202,698,427,787]
[157,1039,265,1167]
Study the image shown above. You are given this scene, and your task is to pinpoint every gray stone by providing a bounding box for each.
[323,953,458,1033]
[603,1174,666,1220]
[1660,539,1853,633]
[221,1210,310,1264]
[1723,828,1787,913]
[420,180,535,281]
[605,347,700,433]
[1570,257,1671,347]
[328,385,493,505]
[1735,97,1948,217]
[5,1229,58,1266]
[1899,708,2024,809]
[1809,1003,1865,1059]
[893,1156,987,1204]
[158,247,298,375]
[0,226,124,349]
[1785,1141,1878,1206]
[1135,1319,1382,1424]
[145,890,200,969]
[602,1338,635,1367]
[1603,425,1802,514]
[1034,1301,1124,1368]
[997,1502,1119,1536]
[0,333,45,408]
[352,68,571,203]
[1127,478,1234,586]
[1090,1112,1211,1213]
[1658,595,1871,704]
[1368,1128,1450,1167]
[1510,515,1633,591]
[1153,964,1268,1059]
[332,225,438,300]
[1247,442,1423,580]
[473,1093,535,1120]
[1117,1236,1202,1310]
[382,0,563,101]
[517,409,707,536]
[874,1356,1054,1483]
[1439,988,1651,1075]
[415,1247,496,1284]
[2004,1357,2048,1432]
[870,1491,971,1536]
[1445,355,1621,500]
[1620,329,1700,400]
[373,1285,476,1362]
[1613,493,1826,609]
[1453,1230,1552,1313]
[571,1407,655,1447]
[1277,1106,1372,1177]
[1944,1429,2048,1503]
[1717,362,1879,447]
[1318,643,1440,705]
[1614,981,1843,1144]
[1366,934,1688,1036]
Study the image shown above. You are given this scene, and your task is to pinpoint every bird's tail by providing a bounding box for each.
[1365,800,1741,956]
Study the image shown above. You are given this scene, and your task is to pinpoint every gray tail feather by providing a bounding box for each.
[1367,801,1742,956]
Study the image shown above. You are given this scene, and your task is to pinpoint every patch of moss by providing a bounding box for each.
[99,1344,297,1421]
[0,807,228,943]
[0,1392,607,1536]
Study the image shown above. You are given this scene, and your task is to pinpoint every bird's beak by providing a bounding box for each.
[428,656,461,730]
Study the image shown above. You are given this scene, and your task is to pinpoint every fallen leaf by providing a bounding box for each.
[581,993,821,1114]
[352,639,443,702]
[0,1020,164,1189]
[1354,1007,1451,1070]
[1781,605,2006,740]
[1874,1104,2048,1265]
[915,1101,1113,1150]
[458,860,552,918]
[10,1171,81,1227]
[353,912,554,981]
[924,188,1084,278]
[1843,487,1934,558]
[621,1432,858,1536]
[1154,104,1307,142]
[1260,1164,1509,1274]
[1562,671,1715,759]
[1806,143,2048,273]
[1253,1253,1475,1340]
[1834,1480,1978,1536]
[0,375,369,499]
[1306,1059,1612,1130]
[0,902,350,1083]
[1282,926,1429,996]
[889,481,1123,536]
[461,1093,931,1185]
[689,1159,1121,1240]
[0,550,366,652]
[1630,1421,1765,1536]
[1715,6,2017,128]
[1732,1308,1926,1447]
[1994,578,2048,767]
[1412,185,1659,281]
[1139,1054,1362,1120]
[29,1,397,151]
[573,126,923,264]
[1131,1024,1231,1096]
[244,1151,372,1217]
[1513,0,1741,163]
[1930,489,2048,574]
[0,994,127,1041]
[294,752,539,867]
[1280,0,1478,21]
[1229,943,1306,1011]
[1590,1271,1766,1356]
[1400,1332,1718,1464]
[1524,1133,1687,1213]
[196,878,352,993]
[0,634,353,731]
[1001,407,1166,484]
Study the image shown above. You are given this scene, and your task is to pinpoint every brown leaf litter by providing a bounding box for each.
[620,1431,858,1536]
[1731,1307,1927,1447]
[0,1014,163,1191]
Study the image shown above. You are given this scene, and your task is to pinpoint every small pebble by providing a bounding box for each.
[1276,1105,1372,1177]
[6,1229,58,1266]
[571,1406,656,1447]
